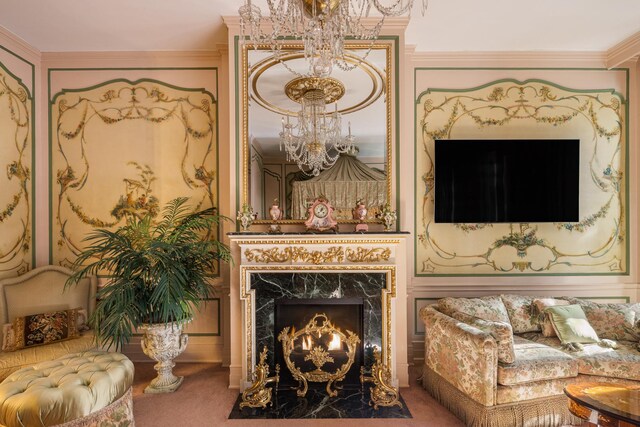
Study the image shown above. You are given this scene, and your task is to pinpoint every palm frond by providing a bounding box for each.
[65,197,231,351]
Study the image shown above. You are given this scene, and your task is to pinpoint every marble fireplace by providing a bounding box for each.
[227,233,409,392]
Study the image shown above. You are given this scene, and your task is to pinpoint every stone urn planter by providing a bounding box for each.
[140,322,189,393]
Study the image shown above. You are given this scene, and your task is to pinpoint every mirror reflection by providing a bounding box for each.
[243,44,391,221]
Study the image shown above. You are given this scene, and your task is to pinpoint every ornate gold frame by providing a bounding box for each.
[240,42,394,224]
[278,313,360,397]
[240,264,396,379]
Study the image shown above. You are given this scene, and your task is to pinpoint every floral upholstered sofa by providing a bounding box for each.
[420,295,640,427]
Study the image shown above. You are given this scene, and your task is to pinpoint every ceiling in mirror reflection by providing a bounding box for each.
[248,48,387,161]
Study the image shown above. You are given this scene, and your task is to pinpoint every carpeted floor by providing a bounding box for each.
[132,362,464,426]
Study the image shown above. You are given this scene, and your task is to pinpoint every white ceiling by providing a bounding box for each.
[1,0,639,52]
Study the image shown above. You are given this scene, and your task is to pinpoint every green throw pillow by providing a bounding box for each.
[545,304,599,345]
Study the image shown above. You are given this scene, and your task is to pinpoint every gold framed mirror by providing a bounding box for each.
[240,40,394,224]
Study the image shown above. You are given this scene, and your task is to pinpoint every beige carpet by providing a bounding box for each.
[132,362,464,426]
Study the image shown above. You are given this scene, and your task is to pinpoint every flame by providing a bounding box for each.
[327,333,342,351]
[302,335,314,351]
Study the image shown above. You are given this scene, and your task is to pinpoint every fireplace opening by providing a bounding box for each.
[274,298,364,392]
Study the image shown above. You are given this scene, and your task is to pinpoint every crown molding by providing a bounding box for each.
[410,51,608,67]
[606,30,640,69]
[41,49,223,64]
[0,24,41,61]
[222,15,409,33]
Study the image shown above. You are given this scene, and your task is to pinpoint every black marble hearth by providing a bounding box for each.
[252,272,386,369]
[228,386,412,419]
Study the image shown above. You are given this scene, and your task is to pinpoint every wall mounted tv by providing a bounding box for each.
[434,139,579,223]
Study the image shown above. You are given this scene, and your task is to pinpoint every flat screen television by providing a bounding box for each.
[434,139,579,223]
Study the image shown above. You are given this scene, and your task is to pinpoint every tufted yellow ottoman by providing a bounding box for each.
[0,350,134,427]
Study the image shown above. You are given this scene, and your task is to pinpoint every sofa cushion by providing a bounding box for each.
[546,304,600,345]
[497,336,578,386]
[447,309,515,364]
[517,332,640,382]
[500,294,540,333]
[533,298,570,337]
[571,341,640,381]
[438,296,511,324]
[563,297,638,341]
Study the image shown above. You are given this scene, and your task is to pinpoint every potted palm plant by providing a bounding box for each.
[67,197,231,393]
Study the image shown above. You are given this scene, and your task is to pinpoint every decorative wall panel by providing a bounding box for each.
[415,79,626,275]
[51,78,218,268]
[0,61,32,277]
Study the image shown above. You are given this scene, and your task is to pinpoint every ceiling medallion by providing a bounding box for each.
[284,77,345,105]
[249,50,385,117]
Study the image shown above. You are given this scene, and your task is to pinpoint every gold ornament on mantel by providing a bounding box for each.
[360,348,402,409]
[278,313,360,398]
[240,346,280,410]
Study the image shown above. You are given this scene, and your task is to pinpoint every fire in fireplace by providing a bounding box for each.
[274,298,364,395]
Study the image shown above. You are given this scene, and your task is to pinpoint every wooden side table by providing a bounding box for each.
[565,382,640,427]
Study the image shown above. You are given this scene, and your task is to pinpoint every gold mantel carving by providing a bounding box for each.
[244,246,392,264]
[345,247,391,263]
[360,349,402,410]
[240,346,280,409]
[278,313,360,397]
[245,246,344,264]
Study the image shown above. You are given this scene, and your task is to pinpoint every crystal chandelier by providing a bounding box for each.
[280,76,355,176]
[239,0,427,77]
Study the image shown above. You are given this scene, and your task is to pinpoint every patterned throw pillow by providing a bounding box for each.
[562,297,637,341]
[447,309,516,364]
[500,294,540,333]
[533,298,570,337]
[1,323,14,352]
[5,308,83,351]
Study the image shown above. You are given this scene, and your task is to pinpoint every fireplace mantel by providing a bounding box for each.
[227,233,409,391]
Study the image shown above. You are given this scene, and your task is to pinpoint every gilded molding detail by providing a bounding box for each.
[244,246,345,264]
[240,265,396,378]
[416,79,626,275]
[345,247,391,263]
[240,43,394,223]
[234,238,401,245]
[279,313,360,397]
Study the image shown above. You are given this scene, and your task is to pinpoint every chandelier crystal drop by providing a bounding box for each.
[280,77,355,176]
[239,0,427,77]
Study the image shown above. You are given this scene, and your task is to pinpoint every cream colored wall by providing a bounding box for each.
[41,52,230,362]
[2,23,639,367]
[405,53,640,362]
[0,27,40,279]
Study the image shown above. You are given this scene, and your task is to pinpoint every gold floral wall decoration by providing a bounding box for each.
[51,79,218,269]
[0,65,32,277]
[415,79,626,275]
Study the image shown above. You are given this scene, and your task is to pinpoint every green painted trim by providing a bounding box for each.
[413,67,631,277]
[392,35,401,228]
[0,44,36,270]
[413,297,438,336]
[50,76,216,105]
[416,77,625,104]
[48,68,53,264]
[47,68,220,272]
[623,69,630,276]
